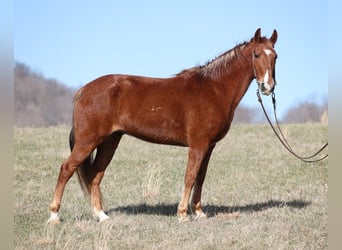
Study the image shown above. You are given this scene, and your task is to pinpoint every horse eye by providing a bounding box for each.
[254,53,260,59]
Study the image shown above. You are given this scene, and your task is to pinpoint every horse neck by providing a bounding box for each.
[210,44,256,106]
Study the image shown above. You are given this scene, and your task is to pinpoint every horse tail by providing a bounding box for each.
[69,127,93,198]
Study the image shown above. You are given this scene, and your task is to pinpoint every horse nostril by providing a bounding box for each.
[261,83,267,92]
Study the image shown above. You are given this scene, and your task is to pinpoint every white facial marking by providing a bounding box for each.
[263,70,269,84]
[264,49,272,56]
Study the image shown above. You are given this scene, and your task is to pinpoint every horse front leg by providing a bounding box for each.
[190,144,215,220]
[177,145,212,223]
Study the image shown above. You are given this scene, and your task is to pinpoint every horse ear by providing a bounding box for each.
[253,28,262,43]
[270,29,278,45]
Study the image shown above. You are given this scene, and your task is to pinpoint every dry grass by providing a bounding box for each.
[14,124,328,249]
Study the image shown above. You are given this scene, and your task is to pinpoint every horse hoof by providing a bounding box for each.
[194,213,207,221]
[47,212,61,224]
[47,218,61,224]
[178,216,190,223]
[99,215,110,223]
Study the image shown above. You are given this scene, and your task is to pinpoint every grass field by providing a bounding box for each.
[14,124,328,249]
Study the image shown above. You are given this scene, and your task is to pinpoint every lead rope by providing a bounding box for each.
[257,90,328,162]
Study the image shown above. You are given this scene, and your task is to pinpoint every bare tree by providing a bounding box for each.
[282,97,328,123]
[14,62,75,127]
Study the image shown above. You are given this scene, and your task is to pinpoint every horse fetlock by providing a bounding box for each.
[49,202,60,213]
[177,207,190,223]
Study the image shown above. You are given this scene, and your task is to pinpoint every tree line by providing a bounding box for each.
[15,63,74,127]
[14,62,327,127]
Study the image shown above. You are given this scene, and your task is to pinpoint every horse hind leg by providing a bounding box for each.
[88,133,122,222]
[48,143,95,223]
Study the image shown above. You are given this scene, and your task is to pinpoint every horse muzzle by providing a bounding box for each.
[260,82,274,96]
[256,80,274,96]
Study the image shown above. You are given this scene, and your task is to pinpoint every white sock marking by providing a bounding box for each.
[48,211,60,223]
[94,209,110,222]
[263,70,269,85]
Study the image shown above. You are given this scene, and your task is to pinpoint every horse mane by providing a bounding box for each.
[176,38,257,80]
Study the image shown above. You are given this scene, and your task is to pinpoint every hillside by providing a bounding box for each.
[14,63,75,127]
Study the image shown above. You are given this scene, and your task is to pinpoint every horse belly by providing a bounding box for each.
[120,107,188,146]
[125,121,188,146]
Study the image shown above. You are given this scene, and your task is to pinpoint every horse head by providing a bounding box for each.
[252,28,278,96]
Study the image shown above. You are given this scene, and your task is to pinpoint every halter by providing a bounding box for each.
[252,50,258,80]
[252,48,277,91]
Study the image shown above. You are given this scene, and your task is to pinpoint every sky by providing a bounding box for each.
[14,1,327,118]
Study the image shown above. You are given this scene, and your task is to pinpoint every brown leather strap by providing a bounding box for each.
[257,90,328,163]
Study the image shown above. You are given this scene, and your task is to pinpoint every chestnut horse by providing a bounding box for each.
[48,28,278,223]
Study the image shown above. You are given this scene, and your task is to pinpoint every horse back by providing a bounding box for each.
[73,74,231,146]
